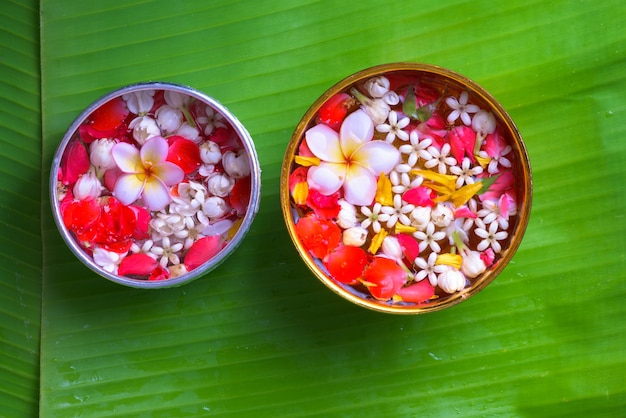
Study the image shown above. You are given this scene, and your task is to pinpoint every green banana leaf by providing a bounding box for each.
[1,0,624,416]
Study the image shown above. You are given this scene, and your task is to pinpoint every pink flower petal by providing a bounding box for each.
[184,235,222,271]
[61,140,90,185]
[140,135,169,164]
[396,280,435,303]
[403,186,436,207]
[343,164,377,206]
[483,130,506,157]
[353,140,400,175]
[448,125,476,163]
[152,161,185,186]
[113,173,144,205]
[396,233,420,263]
[305,124,343,163]
[112,142,142,173]
[339,109,374,156]
[308,162,346,195]
[454,205,478,219]
[141,177,172,211]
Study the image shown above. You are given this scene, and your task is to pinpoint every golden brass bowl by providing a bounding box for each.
[281,63,531,313]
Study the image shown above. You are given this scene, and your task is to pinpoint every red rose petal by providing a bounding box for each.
[230,176,251,215]
[324,245,368,284]
[363,257,407,301]
[60,140,90,185]
[306,188,340,219]
[184,235,222,271]
[166,136,202,174]
[89,98,129,131]
[316,93,352,131]
[148,265,170,281]
[294,213,341,259]
[62,198,101,232]
[396,233,419,264]
[118,253,158,277]
[396,280,435,303]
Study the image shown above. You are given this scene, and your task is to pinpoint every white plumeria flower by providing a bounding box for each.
[149,236,184,268]
[198,105,227,136]
[399,131,433,167]
[445,91,480,125]
[474,219,508,253]
[380,194,414,228]
[360,202,384,233]
[413,222,446,253]
[92,247,123,274]
[376,110,410,143]
[389,168,423,195]
[305,109,400,206]
[450,157,483,188]
[414,252,447,287]
[423,143,457,174]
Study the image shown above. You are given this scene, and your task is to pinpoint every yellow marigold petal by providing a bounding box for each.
[368,229,388,254]
[411,169,457,192]
[392,294,403,302]
[395,224,417,234]
[294,155,321,167]
[436,253,463,270]
[375,172,393,206]
[450,182,483,207]
[292,181,309,205]
[475,154,491,168]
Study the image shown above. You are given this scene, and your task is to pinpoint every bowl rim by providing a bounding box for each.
[50,81,262,288]
[280,62,532,314]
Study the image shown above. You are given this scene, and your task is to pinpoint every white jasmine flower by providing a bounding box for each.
[174,122,201,143]
[130,239,156,256]
[381,235,403,260]
[445,91,479,125]
[155,105,183,136]
[89,138,117,175]
[364,76,390,98]
[410,206,432,230]
[337,199,358,229]
[423,143,457,174]
[93,247,123,274]
[342,226,368,247]
[129,116,160,145]
[437,266,467,293]
[382,91,400,106]
[399,131,433,167]
[163,90,192,108]
[174,222,207,249]
[360,202,384,233]
[202,196,230,219]
[390,169,421,195]
[222,150,251,178]
[380,194,414,228]
[472,110,497,138]
[474,219,508,253]
[376,110,410,143]
[198,105,227,136]
[122,90,155,114]
[461,250,487,279]
[206,173,235,197]
[73,169,103,200]
[413,222,446,253]
[200,140,222,164]
[202,219,233,237]
[414,252,446,287]
[431,203,454,227]
[478,199,515,230]
[449,157,483,188]
[149,236,184,268]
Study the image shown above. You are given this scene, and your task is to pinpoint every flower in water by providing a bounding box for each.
[445,91,479,125]
[305,109,400,206]
[112,136,184,211]
[376,110,410,143]
[474,219,508,253]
